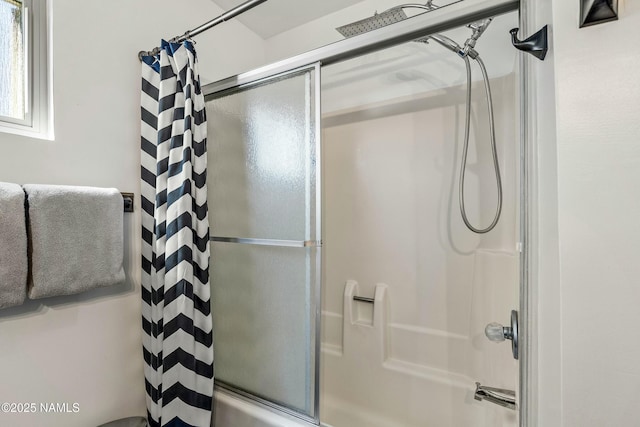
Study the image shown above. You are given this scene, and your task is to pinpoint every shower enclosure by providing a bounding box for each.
[205,0,526,425]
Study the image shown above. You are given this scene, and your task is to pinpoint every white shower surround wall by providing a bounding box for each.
[318,72,519,427]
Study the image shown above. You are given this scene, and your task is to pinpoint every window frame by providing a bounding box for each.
[0,0,53,140]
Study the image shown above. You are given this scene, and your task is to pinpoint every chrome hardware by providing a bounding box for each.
[485,310,519,360]
[211,236,322,248]
[474,382,516,410]
[462,18,493,57]
[138,0,269,61]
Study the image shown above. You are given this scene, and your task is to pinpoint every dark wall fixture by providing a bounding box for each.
[510,26,548,61]
[580,0,618,28]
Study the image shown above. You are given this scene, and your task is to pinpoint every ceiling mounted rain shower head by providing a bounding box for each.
[335,3,492,59]
[335,4,464,57]
[335,7,408,38]
[335,2,444,38]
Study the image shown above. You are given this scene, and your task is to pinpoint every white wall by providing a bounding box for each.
[551,1,640,426]
[0,1,264,426]
[526,1,562,426]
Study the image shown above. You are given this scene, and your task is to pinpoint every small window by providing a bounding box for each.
[0,0,52,139]
[0,0,26,121]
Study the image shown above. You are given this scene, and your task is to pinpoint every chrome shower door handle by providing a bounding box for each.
[474,382,517,410]
[485,310,519,360]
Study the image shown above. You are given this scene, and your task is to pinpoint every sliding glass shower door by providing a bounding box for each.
[206,64,321,423]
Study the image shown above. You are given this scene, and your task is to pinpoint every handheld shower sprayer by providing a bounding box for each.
[468,19,493,41]
[461,18,493,57]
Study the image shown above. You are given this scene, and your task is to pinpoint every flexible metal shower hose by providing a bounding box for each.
[459,54,503,234]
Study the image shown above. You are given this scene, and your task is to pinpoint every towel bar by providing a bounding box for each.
[353,296,375,304]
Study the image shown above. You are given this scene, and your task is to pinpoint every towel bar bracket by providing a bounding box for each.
[121,193,134,213]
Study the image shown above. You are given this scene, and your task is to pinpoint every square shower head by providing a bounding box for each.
[336,7,409,38]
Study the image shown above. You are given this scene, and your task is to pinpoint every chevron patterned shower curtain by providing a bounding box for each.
[140,40,213,427]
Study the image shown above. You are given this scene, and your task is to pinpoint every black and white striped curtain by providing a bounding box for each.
[140,40,213,427]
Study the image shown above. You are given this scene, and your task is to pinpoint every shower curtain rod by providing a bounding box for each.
[138,0,269,61]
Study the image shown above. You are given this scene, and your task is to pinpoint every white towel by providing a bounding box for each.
[24,184,125,299]
[0,182,28,309]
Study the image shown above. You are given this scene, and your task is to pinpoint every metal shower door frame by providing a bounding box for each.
[202,0,519,97]
[202,0,536,426]
[206,63,323,425]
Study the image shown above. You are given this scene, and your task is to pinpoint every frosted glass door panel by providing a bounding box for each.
[211,242,317,416]
[208,70,317,241]
[206,65,321,422]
